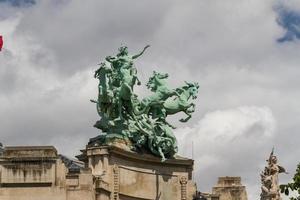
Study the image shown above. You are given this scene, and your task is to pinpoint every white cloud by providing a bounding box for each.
[175,106,276,197]
[0,12,98,154]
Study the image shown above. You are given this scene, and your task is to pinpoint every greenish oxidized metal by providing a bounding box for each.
[91,45,199,161]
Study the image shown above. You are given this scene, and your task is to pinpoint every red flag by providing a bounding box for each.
[0,36,3,51]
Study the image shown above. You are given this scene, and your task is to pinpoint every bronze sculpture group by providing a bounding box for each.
[91,45,199,161]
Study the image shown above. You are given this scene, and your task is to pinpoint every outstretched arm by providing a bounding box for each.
[132,45,150,59]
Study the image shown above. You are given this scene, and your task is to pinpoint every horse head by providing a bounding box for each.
[184,81,199,99]
[153,71,169,79]
[147,71,169,91]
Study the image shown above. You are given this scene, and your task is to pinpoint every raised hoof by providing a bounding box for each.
[179,119,188,123]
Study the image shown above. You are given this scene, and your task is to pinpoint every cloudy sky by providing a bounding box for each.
[1,0,300,199]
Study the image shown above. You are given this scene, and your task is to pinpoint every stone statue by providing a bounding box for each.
[260,149,287,200]
[90,45,199,161]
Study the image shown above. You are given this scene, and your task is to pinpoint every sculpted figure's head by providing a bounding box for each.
[270,155,277,164]
[118,46,128,56]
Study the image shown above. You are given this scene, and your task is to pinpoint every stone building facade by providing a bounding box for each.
[0,145,196,200]
[0,146,92,200]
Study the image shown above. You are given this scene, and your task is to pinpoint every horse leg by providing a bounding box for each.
[186,103,195,113]
[178,103,194,122]
[179,112,192,122]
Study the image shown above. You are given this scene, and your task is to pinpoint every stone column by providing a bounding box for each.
[180,176,188,200]
[111,164,119,200]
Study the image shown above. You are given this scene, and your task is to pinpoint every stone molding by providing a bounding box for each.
[112,164,119,200]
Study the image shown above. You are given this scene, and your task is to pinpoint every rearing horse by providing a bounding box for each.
[163,82,199,122]
[134,71,178,117]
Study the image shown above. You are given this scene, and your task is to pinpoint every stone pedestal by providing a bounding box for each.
[77,145,196,200]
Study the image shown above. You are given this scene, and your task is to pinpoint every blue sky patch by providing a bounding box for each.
[276,5,300,43]
[0,0,35,7]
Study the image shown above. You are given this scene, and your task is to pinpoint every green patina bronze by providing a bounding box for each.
[91,45,199,161]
